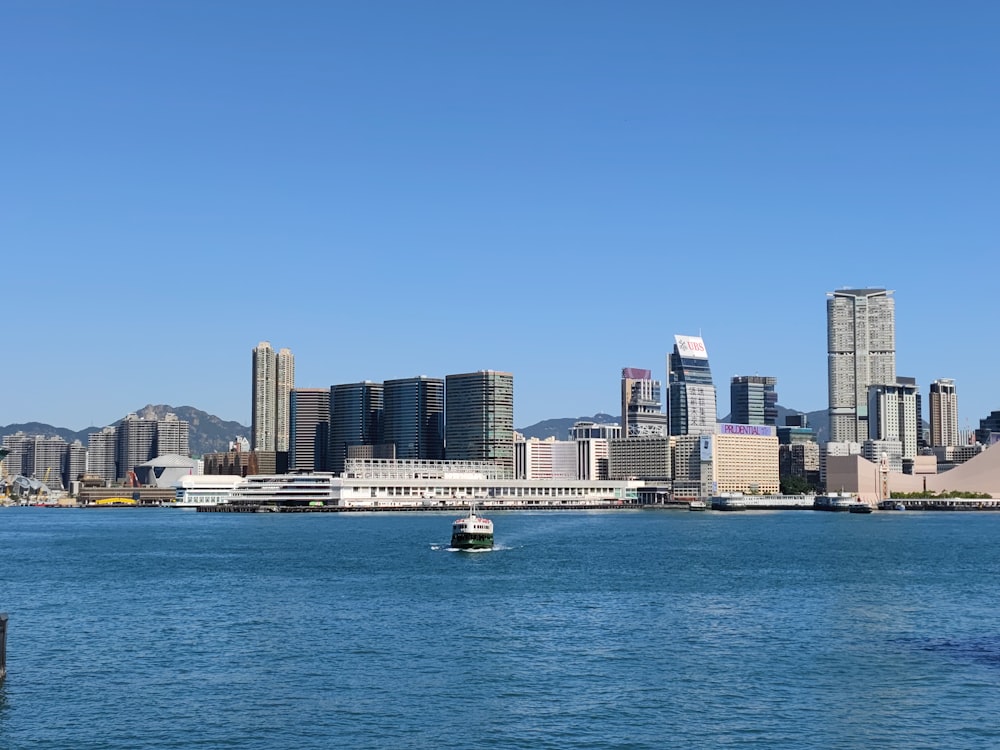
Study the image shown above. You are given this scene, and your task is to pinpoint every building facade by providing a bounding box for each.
[608,437,672,481]
[87,427,117,483]
[290,388,331,472]
[621,367,668,437]
[730,375,778,426]
[383,376,445,461]
[445,370,514,478]
[275,348,295,453]
[868,378,919,460]
[329,381,385,475]
[514,436,577,480]
[827,288,896,443]
[668,334,717,436]
[929,378,959,448]
[251,341,276,452]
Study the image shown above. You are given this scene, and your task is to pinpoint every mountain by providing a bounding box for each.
[0,405,250,458]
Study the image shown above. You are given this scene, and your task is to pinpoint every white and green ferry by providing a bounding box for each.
[451,506,494,550]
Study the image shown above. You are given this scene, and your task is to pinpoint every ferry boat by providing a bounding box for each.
[848,501,874,514]
[451,506,494,550]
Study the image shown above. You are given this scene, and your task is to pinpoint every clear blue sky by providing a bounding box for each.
[3,1,998,431]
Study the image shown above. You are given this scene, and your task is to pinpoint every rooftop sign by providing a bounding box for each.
[719,423,775,437]
[674,334,708,360]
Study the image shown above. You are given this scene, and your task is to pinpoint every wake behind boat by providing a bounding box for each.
[451,505,494,550]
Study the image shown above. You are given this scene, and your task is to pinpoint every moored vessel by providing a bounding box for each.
[451,506,494,550]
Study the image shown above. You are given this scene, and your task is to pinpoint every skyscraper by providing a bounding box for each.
[290,388,330,471]
[868,378,919,459]
[620,368,668,437]
[827,288,895,443]
[668,334,717,436]
[445,370,514,477]
[275,348,295,453]
[329,381,384,474]
[929,378,959,448]
[251,341,295,452]
[730,376,778,426]
[251,341,276,452]
[383,376,445,461]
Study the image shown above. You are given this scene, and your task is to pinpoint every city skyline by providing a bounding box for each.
[5,4,999,430]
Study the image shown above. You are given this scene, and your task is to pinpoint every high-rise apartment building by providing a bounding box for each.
[621,368,668,437]
[868,378,919,459]
[251,342,295,453]
[252,341,276,452]
[116,413,156,481]
[827,288,896,443]
[929,378,959,448]
[383,376,445,461]
[155,413,190,457]
[668,334,717,436]
[730,376,778,426]
[445,370,514,478]
[87,427,117,483]
[275,348,295,453]
[329,381,384,474]
[290,388,331,471]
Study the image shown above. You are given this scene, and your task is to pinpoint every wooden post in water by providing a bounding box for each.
[0,613,7,681]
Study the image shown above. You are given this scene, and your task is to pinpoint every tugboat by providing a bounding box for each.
[451,505,494,550]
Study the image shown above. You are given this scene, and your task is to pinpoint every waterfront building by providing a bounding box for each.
[608,437,671,481]
[868,378,919,459]
[514,436,577,480]
[290,388,331,472]
[779,442,820,487]
[827,288,896,443]
[329,381,385,475]
[621,368,668,437]
[672,424,779,499]
[930,378,959,448]
[668,334,717,436]
[862,439,903,475]
[66,441,86,488]
[383,376,445,461]
[730,376,778,426]
[445,370,514,479]
[87,427,117,483]
[576,436,609,480]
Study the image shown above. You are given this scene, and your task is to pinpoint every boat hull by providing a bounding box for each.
[451,532,494,550]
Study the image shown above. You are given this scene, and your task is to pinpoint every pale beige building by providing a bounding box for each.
[671,425,779,498]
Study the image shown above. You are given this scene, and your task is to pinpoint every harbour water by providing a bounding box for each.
[2,507,999,749]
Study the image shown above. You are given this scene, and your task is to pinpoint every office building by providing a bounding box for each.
[929,378,959,448]
[329,381,384,475]
[668,334,717,436]
[570,422,616,481]
[608,437,672,481]
[383,376,445,461]
[251,342,295,452]
[730,376,777,426]
[672,425,779,499]
[290,388,331,471]
[445,370,514,478]
[827,288,895,443]
[514,436,577,480]
[621,368,668,437]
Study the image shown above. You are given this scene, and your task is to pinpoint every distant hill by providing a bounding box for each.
[518,406,830,442]
[0,405,250,458]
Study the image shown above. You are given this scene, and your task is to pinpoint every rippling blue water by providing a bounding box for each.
[2,507,1000,749]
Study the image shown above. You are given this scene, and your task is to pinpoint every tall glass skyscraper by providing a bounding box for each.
[383,376,445,461]
[730,376,778,426]
[290,388,331,471]
[445,371,514,478]
[329,381,384,475]
[668,335,717,436]
[827,288,895,443]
